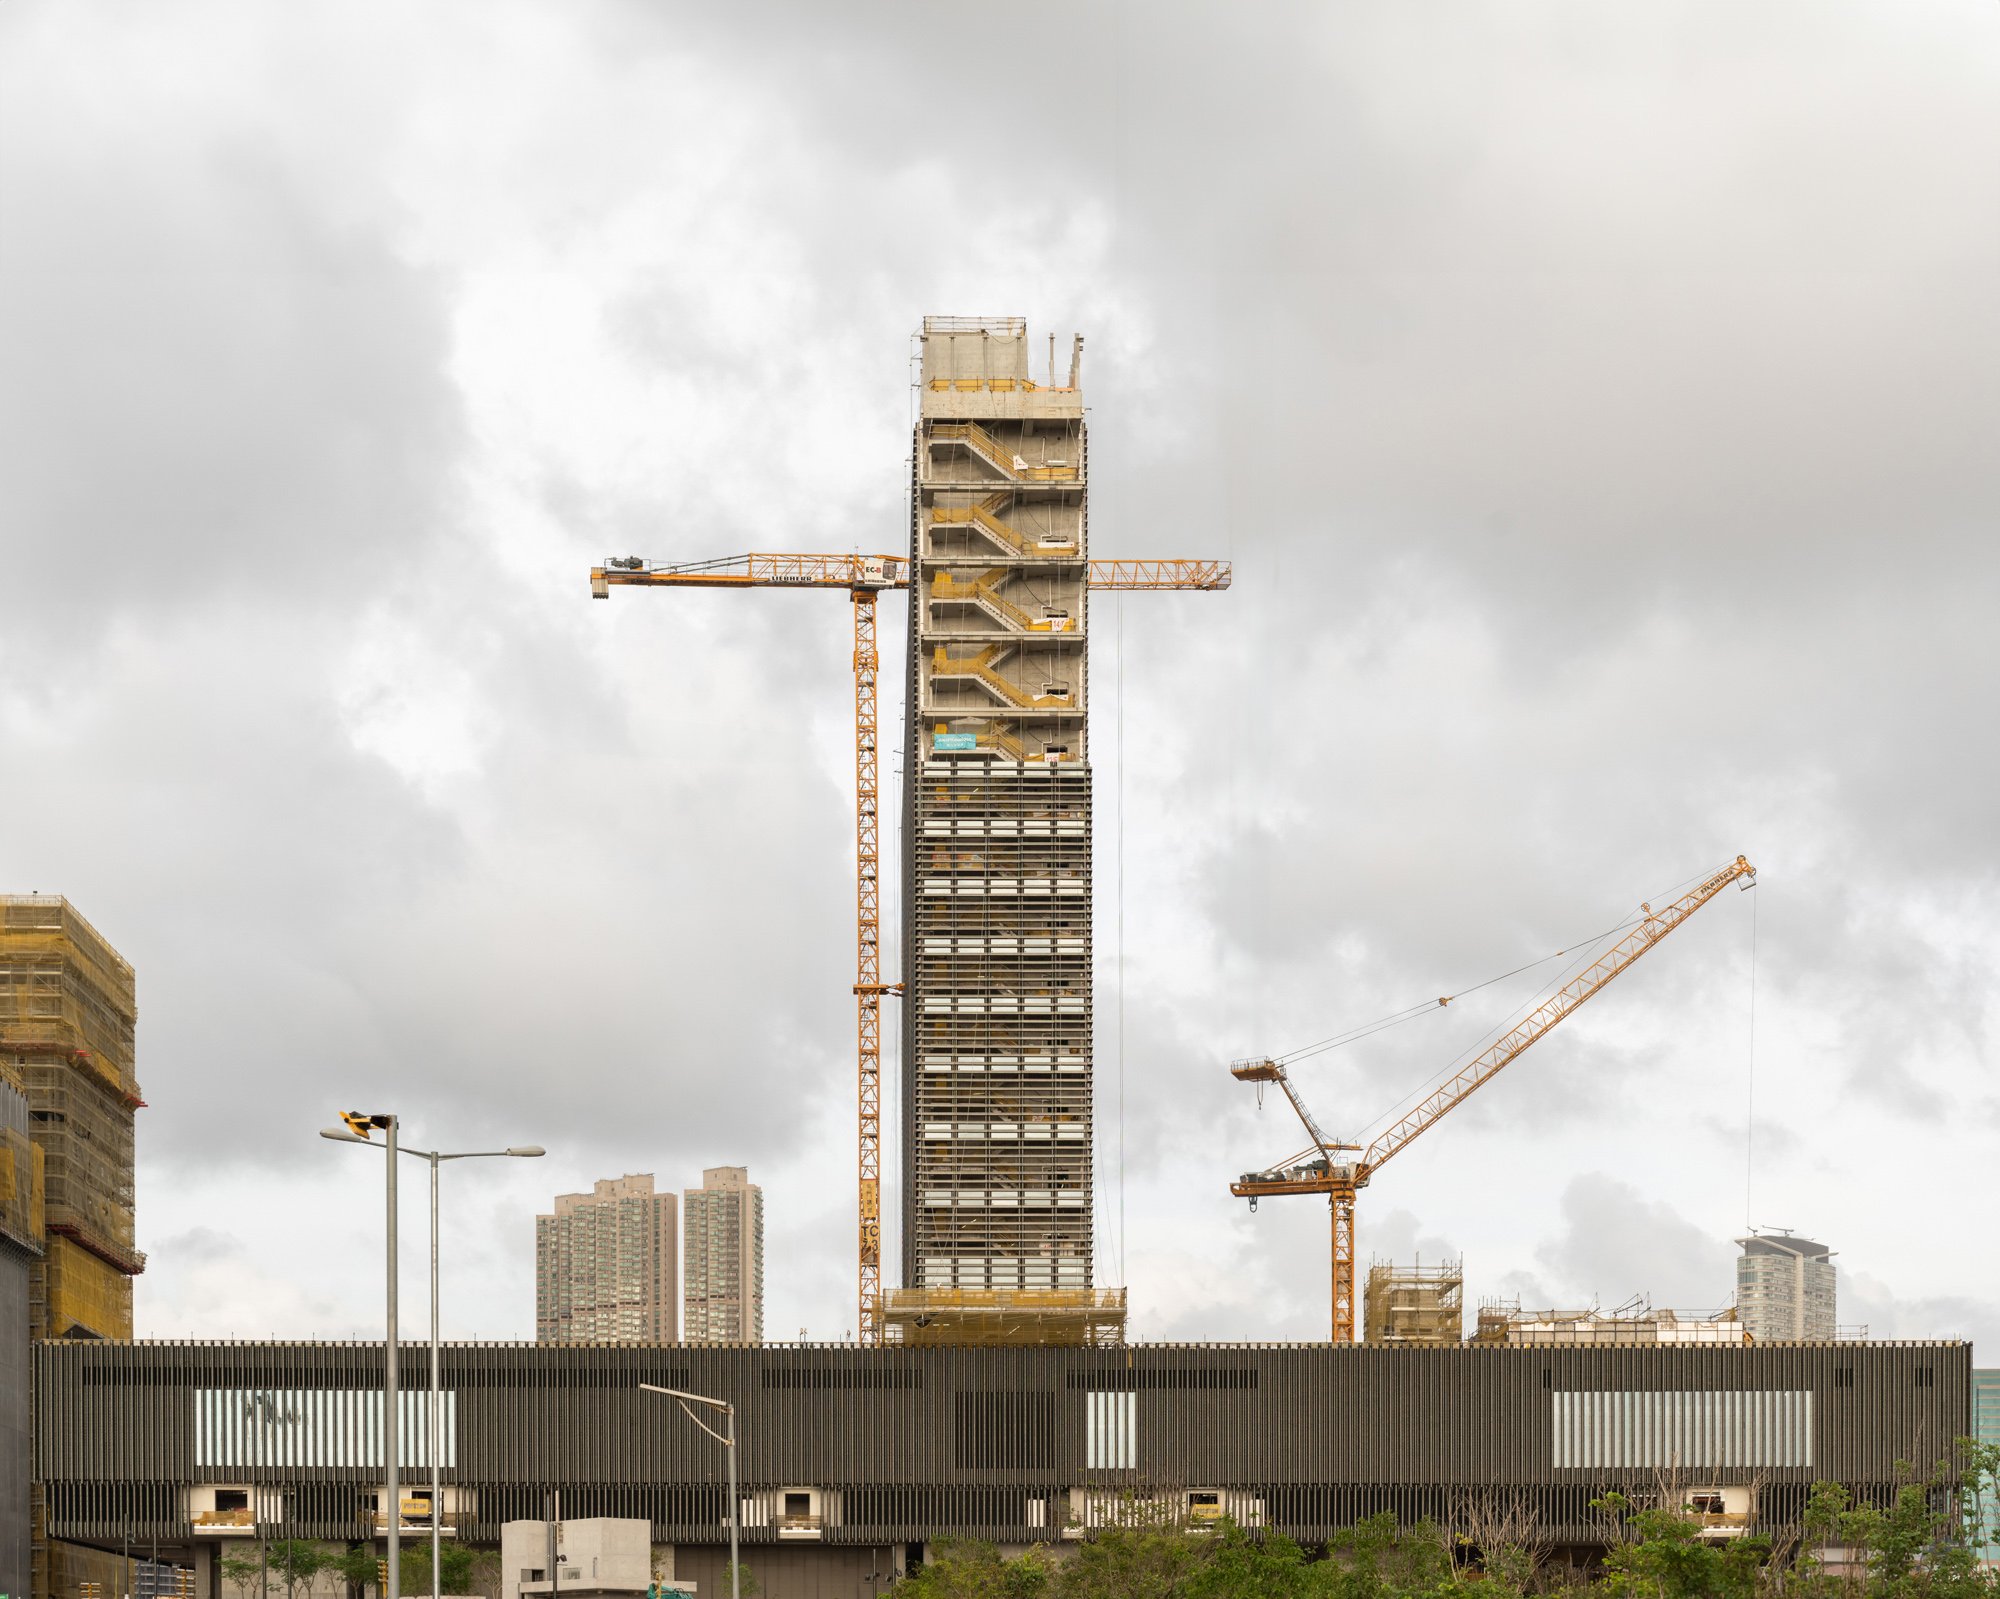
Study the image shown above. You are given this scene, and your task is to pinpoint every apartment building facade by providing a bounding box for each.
[535,1175,678,1343]
[1737,1231,1837,1342]
[683,1166,762,1343]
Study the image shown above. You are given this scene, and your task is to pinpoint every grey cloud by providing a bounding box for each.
[0,128,459,638]
[1,0,1993,1353]
[1531,1173,1736,1310]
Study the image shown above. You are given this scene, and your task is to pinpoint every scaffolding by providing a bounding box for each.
[1471,1295,1748,1346]
[0,1079,44,1255]
[1362,1257,1464,1346]
[1,896,139,1096]
[879,1287,1127,1347]
[902,317,1106,1342]
[0,894,143,1340]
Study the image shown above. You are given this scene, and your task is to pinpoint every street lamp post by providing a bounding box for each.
[325,1114,401,1599]
[324,1122,543,1599]
[639,1384,739,1599]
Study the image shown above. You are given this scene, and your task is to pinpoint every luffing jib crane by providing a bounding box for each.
[595,550,1231,1342]
[1230,855,1757,1342]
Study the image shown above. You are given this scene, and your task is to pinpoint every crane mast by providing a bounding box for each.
[1232,855,1757,1343]
[596,550,1230,1341]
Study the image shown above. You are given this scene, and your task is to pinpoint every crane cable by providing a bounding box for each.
[1344,913,1642,1146]
[1340,865,1727,1146]
[1269,909,1649,1070]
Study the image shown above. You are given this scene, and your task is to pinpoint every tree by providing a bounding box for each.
[262,1542,326,1599]
[894,1539,1051,1599]
[318,1546,371,1598]
[1180,1520,1322,1599]
[395,1543,479,1597]
[1591,1490,1768,1599]
[219,1551,263,1597]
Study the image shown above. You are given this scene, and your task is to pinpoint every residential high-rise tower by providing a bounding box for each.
[534,1174,678,1343]
[683,1165,763,1343]
[1736,1231,1836,1341]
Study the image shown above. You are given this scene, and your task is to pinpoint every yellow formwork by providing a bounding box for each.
[43,1533,128,1599]
[0,1124,46,1251]
[880,1287,1127,1348]
[33,1232,133,1340]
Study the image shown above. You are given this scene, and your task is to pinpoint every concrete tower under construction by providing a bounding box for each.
[891,317,1121,1344]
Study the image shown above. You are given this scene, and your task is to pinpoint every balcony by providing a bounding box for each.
[776,1515,824,1541]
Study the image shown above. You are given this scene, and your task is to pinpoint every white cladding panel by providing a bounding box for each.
[1552,1389,1813,1469]
[1084,1391,1135,1470]
[197,1389,457,1469]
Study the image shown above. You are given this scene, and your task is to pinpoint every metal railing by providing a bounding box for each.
[931,500,1076,556]
[930,422,1080,481]
[931,647,1072,709]
[927,377,1077,394]
[931,571,1077,633]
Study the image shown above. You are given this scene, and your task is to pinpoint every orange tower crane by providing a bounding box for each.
[593,550,1232,1342]
[1230,855,1757,1343]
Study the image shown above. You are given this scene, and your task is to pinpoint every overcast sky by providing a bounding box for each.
[2,0,1995,1355]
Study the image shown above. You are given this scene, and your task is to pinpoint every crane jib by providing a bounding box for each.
[1229,854,1755,1343]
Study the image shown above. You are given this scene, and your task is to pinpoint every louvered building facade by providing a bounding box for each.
[29,1339,1973,1599]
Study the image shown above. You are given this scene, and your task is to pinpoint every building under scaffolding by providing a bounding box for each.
[1472,1296,1747,1346]
[1362,1257,1463,1346]
[0,896,145,1340]
[1,1075,40,1599]
[889,318,1114,1346]
[1,895,144,1599]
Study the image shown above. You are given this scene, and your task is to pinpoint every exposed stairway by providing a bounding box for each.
[931,568,1076,634]
[932,494,1077,558]
[931,644,1074,709]
[930,421,1080,482]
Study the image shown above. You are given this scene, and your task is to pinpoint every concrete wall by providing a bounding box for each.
[501,1517,649,1599]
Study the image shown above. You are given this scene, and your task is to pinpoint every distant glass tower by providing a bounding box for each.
[683,1165,764,1343]
[1735,1231,1836,1341]
[1974,1369,2000,1566]
[534,1174,678,1342]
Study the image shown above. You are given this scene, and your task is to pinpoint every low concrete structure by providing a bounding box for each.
[501,1517,657,1599]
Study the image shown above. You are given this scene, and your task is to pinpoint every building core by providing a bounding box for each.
[891,317,1120,1345]
[534,1174,678,1343]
